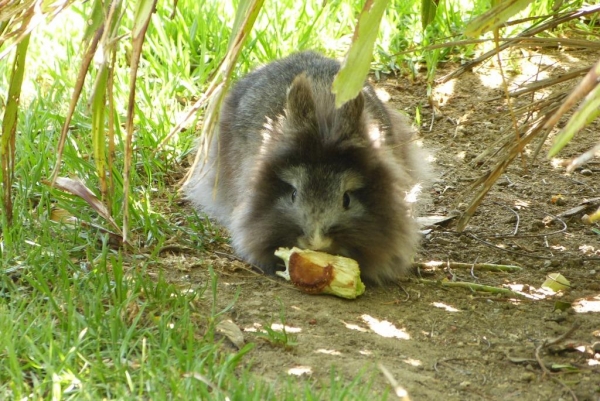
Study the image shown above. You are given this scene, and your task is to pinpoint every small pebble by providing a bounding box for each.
[520,372,536,382]
[581,169,593,176]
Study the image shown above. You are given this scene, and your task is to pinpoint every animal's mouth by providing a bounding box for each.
[296,233,334,252]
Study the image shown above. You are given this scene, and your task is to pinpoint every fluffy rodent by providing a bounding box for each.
[186,51,430,284]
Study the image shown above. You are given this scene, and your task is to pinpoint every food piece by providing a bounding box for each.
[274,247,365,299]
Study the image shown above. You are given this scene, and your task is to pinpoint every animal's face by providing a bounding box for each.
[229,72,416,273]
[275,164,367,254]
[236,136,407,272]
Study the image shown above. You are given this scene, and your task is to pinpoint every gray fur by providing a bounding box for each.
[185,51,430,284]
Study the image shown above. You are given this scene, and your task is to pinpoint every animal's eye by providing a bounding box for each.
[291,189,298,203]
[343,191,351,209]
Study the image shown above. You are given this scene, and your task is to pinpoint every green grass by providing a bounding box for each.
[1,0,594,398]
[2,259,248,399]
[0,1,398,395]
[0,263,381,399]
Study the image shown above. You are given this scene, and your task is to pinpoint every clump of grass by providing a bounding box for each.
[255,300,298,349]
[1,256,255,398]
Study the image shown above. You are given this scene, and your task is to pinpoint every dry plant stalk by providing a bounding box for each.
[450,4,600,230]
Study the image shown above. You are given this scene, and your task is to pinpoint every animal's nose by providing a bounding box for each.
[298,228,333,251]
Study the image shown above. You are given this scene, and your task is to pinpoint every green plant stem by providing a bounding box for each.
[418,279,527,298]
[414,261,522,272]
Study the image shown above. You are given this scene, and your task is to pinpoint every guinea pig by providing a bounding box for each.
[185,51,430,284]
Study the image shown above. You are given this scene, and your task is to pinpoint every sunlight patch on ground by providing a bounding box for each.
[271,323,302,333]
[432,79,456,105]
[504,283,560,300]
[287,366,312,376]
[432,302,461,312]
[361,315,410,339]
[243,323,261,332]
[578,244,599,255]
[343,321,369,332]
[477,68,505,89]
[359,349,372,356]
[518,53,555,82]
[315,349,342,356]
[513,199,530,208]
[476,52,557,91]
[572,294,600,313]
[403,358,422,367]
[551,158,566,169]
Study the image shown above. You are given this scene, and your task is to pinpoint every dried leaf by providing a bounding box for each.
[216,319,245,349]
[48,177,122,235]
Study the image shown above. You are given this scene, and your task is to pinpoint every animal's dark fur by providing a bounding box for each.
[186,51,430,284]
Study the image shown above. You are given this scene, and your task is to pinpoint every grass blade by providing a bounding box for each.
[182,0,265,185]
[91,63,109,198]
[332,0,389,108]
[421,0,439,31]
[123,0,157,243]
[464,0,533,38]
[50,28,102,183]
[547,58,600,157]
[1,30,30,230]
[548,83,600,158]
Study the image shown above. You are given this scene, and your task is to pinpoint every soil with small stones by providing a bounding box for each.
[158,49,600,400]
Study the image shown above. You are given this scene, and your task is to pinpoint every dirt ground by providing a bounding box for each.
[160,48,600,400]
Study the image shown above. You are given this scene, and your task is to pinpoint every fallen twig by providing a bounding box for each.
[415,260,522,272]
[418,278,527,298]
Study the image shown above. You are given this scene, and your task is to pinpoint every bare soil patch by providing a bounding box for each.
[158,49,600,400]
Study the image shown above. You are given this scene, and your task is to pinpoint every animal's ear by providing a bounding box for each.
[339,91,365,120]
[334,91,365,140]
[286,73,317,128]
